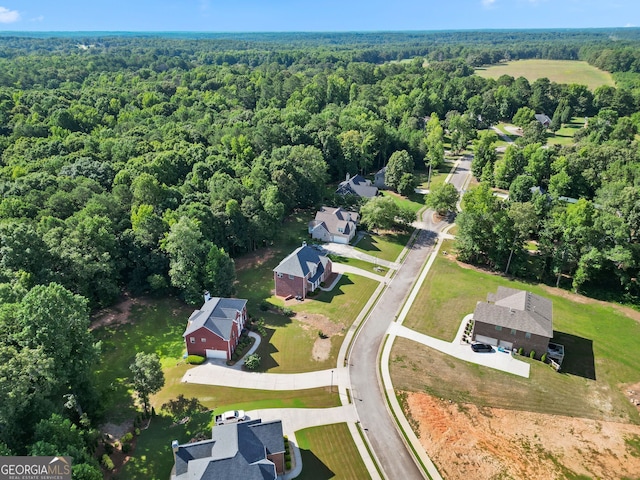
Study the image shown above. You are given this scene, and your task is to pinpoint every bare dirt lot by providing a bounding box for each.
[295,312,344,362]
[406,392,640,480]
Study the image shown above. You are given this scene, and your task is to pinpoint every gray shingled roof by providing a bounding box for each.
[183,297,247,340]
[336,174,378,198]
[474,287,553,338]
[173,419,282,480]
[535,113,551,125]
[309,206,358,239]
[273,245,330,278]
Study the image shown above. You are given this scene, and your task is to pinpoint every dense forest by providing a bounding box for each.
[1,30,640,476]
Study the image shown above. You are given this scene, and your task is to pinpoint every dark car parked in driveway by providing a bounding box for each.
[471,343,493,353]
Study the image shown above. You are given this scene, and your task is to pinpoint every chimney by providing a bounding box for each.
[302,241,307,247]
[346,172,350,181]
[172,440,179,462]
[204,291,211,302]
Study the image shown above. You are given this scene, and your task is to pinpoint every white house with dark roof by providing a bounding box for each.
[374,166,387,189]
[273,244,332,299]
[471,287,553,356]
[336,173,378,198]
[171,418,285,480]
[308,206,359,244]
[183,295,248,360]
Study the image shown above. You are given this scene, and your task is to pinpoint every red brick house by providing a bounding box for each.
[273,244,332,299]
[183,295,248,360]
[471,287,553,356]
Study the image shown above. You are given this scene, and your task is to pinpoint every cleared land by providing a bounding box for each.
[391,239,640,479]
[475,59,614,90]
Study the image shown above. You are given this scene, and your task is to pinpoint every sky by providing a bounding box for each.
[0,0,638,32]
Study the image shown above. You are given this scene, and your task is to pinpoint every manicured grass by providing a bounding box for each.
[381,190,425,214]
[258,274,378,373]
[548,118,586,146]
[416,162,456,191]
[153,362,340,411]
[291,275,378,323]
[475,60,614,90]
[120,411,212,480]
[355,232,410,262]
[295,423,370,480]
[394,239,640,423]
[328,254,387,275]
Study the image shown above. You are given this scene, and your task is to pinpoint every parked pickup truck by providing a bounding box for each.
[215,410,246,425]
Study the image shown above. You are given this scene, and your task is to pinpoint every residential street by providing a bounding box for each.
[349,155,472,479]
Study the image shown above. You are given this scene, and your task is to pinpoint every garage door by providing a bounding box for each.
[205,349,226,359]
[475,334,498,346]
[498,340,513,350]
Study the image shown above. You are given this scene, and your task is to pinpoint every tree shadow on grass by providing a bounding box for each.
[253,326,280,371]
[296,448,336,480]
[552,330,596,380]
[312,276,354,304]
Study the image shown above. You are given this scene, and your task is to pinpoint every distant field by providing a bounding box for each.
[475,60,614,90]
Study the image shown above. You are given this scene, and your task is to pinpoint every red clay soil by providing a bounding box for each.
[405,392,640,480]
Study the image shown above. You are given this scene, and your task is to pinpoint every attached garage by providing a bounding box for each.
[205,349,227,360]
[474,334,498,346]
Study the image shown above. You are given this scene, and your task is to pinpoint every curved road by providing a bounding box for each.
[349,156,472,479]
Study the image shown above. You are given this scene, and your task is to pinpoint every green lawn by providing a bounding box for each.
[120,411,212,480]
[93,296,194,423]
[394,239,640,423]
[381,190,425,214]
[355,232,410,262]
[295,423,371,480]
[475,60,614,90]
[260,274,379,373]
[416,162,455,191]
[328,254,388,275]
[547,118,586,146]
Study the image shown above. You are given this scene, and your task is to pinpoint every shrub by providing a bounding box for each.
[281,307,295,317]
[103,441,114,455]
[541,353,547,363]
[259,301,269,312]
[101,454,114,471]
[121,432,133,443]
[135,428,140,436]
[186,355,206,365]
[529,350,536,359]
[285,460,292,470]
[122,442,131,454]
[518,347,524,355]
[244,353,261,370]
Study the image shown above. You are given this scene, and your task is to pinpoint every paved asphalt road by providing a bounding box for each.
[349,156,472,479]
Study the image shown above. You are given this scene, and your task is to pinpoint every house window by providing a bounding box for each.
[289,274,294,280]
[190,337,195,344]
[277,272,283,278]
[525,332,531,339]
[510,329,516,335]
[201,338,207,343]
[495,325,502,331]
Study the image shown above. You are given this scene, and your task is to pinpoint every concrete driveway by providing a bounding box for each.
[183,364,347,390]
[248,405,358,434]
[321,242,400,269]
[331,263,387,282]
[388,322,530,378]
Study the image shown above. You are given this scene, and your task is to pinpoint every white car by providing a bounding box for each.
[215,409,246,425]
